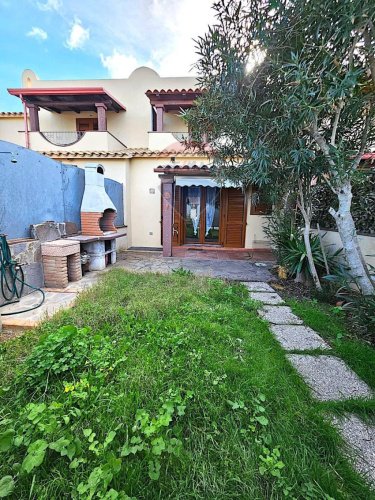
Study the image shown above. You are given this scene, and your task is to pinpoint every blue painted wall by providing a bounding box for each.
[0,140,124,239]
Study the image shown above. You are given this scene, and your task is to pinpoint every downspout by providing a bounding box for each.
[20,94,30,149]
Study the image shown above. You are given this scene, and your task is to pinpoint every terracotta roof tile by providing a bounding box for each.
[155,163,211,171]
[41,148,207,159]
[0,111,23,117]
[145,88,202,95]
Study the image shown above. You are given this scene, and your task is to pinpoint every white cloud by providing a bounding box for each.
[66,17,90,50]
[149,0,215,76]
[37,0,62,11]
[26,27,48,40]
[100,50,142,78]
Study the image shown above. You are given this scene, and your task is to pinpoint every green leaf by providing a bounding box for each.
[151,437,166,456]
[255,416,269,426]
[104,431,116,449]
[49,437,70,454]
[21,439,48,473]
[0,430,14,453]
[148,459,161,480]
[0,476,14,498]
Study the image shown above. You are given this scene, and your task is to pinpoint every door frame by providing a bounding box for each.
[181,186,221,245]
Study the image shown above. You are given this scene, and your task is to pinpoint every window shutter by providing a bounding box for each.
[221,188,246,247]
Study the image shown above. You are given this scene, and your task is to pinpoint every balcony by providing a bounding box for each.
[29,131,126,152]
[148,131,189,151]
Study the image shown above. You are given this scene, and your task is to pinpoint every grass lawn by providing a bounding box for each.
[0,270,373,499]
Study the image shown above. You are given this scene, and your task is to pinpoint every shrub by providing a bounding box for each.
[324,266,375,340]
[264,212,342,281]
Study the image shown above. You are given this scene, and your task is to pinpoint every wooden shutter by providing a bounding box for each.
[221,188,246,247]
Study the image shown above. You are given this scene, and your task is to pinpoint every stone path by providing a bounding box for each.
[242,281,375,487]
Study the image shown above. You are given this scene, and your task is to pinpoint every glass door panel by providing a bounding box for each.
[204,187,220,243]
[184,186,201,243]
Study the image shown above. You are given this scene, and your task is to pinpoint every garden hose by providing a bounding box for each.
[0,234,45,315]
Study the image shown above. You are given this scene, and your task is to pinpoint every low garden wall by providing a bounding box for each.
[315,229,375,269]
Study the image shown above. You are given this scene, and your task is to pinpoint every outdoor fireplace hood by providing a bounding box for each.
[80,163,117,236]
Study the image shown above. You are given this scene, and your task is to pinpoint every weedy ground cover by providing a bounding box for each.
[0,270,373,499]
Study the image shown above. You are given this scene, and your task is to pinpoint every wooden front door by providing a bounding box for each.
[171,186,246,248]
[220,188,246,247]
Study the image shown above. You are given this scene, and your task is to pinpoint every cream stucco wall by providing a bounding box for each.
[244,187,271,249]
[313,229,375,269]
[0,116,26,146]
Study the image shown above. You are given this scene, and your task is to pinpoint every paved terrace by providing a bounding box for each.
[0,249,274,335]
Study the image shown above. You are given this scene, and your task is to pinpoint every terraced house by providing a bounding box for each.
[0,67,270,256]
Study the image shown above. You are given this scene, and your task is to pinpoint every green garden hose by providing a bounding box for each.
[0,234,45,315]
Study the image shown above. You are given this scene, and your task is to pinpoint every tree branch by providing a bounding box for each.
[308,115,336,169]
[364,21,375,87]
[330,99,344,147]
[351,103,372,171]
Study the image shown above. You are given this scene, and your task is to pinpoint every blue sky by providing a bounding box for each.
[0,0,214,111]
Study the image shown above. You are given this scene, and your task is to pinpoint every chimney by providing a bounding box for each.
[80,163,117,236]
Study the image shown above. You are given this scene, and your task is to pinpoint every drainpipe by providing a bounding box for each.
[20,95,30,149]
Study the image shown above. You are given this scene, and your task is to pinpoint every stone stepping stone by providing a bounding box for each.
[270,325,330,351]
[259,306,303,325]
[249,292,284,305]
[287,355,373,401]
[332,413,375,486]
[241,281,274,292]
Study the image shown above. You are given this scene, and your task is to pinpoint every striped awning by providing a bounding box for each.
[175,177,237,188]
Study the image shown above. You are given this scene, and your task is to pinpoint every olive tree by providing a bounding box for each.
[186,0,375,294]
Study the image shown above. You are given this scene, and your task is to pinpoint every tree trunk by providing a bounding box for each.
[330,181,374,295]
[303,220,322,291]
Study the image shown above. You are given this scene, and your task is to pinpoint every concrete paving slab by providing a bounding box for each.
[270,325,330,351]
[1,271,101,332]
[116,253,273,281]
[241,282,275,292]
[287,355,373,401]
[249,292,284,305]
[332,413,375,486]
[259,306,303,325]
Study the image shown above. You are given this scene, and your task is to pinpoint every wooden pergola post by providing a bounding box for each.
[95,103,107,131]
[155,104,164,132]
[27,104,40,132]
[160,174,174,257]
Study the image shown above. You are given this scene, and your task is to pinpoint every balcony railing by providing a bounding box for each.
[29,131,126,152]
[41,131,85,147]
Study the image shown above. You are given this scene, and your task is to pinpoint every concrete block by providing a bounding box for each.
[287,355,373,401]
[270,324,330,351]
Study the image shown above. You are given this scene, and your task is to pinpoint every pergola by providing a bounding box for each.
[7,87,126,132]
[146,88,202,132]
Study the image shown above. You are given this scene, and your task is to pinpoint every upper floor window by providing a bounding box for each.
[76,118,98,131]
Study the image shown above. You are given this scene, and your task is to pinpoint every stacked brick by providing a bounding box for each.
[41,240,82,289]
[42,255,69,288]
[81,212,103,236]
[81,210,117,235]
